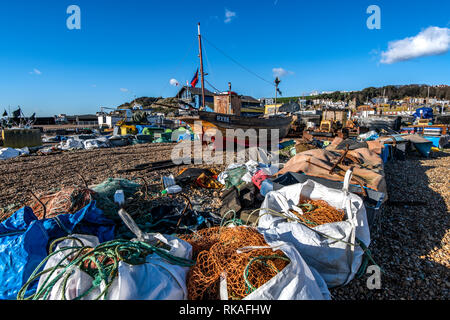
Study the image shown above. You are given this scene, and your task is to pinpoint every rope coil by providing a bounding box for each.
[17,236,195,300]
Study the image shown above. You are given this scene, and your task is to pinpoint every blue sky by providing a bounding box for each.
[0,0,449,116]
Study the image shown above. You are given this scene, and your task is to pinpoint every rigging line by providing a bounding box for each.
[205,79,222,94]
[202,40,216,89]
[202,36,275,87]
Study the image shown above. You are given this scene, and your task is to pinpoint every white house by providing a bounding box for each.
[97,109,133,128]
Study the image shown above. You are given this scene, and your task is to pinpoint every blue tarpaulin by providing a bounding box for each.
[381,145,389,163]
[0,201,115,300]
[423,135,450,149]
[412,107,433,119]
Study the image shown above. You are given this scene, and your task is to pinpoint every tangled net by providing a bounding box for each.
[290,199,345,227]
[179,226,290,300]
[28,187,94,219]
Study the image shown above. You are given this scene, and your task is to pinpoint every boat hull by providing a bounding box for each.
[190,111,292,140]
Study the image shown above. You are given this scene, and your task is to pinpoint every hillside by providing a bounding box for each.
[117,97,189,115]
[117,97,161,109]
[275,84,450,104]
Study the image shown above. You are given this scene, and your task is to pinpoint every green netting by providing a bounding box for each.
[91,178,142,219]
[142,128,153,136]
[224,166,248,189]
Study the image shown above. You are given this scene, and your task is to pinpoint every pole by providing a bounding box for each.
[274,78,280,115]
[275,86,278,115]
[197,23,206,111]
[228,82,232,114]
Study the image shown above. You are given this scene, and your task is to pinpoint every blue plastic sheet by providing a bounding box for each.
[381,145,389,163]
[412,107,433,119]
[0,201,115,300]
[423,136,448,149]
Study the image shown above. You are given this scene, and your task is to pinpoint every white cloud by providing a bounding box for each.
[272,67,294,78]
[29,68,42,75]
[224,9,236,23]
[381,26,450,64]
[169,78,179,87]
[120,88,129,92]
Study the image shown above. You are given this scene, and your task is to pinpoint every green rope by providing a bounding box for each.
[243,255,290,294]
[299,203,315,212]
[17,237,195,300]
[217,210,244,234]
[355,238,384,277]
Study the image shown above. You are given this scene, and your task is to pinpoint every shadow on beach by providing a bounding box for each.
[331,149,449,300]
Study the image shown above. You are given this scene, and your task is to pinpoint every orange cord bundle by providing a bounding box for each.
[291,199,345,227]
[179,226,289,300]
[28,187,95,219]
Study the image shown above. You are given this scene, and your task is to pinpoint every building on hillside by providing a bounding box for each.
[435,99,450,106]
[97,109,132,128]
[322,107,350,124]
[371,97,390,105]
[312,99,346,108]
[357,105,377,117]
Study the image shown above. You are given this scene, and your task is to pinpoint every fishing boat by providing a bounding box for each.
[196,110,291,138]
[181,23,292,144]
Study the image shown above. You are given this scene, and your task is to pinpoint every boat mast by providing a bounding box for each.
[197,23,206,111]
[228,82,232,114]
[274,77,280,115]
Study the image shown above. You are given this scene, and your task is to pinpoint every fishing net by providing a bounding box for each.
[90,178,142,218]
[0,203,22,222]
[179,226,290,300]
[290,199,345,227]
[26,187,94,220]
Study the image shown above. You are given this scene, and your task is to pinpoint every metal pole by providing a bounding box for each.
[274,83,278,115]
[197,23,206,111]
[228,82,232,114]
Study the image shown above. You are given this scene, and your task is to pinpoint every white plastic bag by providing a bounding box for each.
[243,239,331,300]
[83,138,110,150]
[35,234,193,300]
[258,170,370,288]
[59,137,84,150]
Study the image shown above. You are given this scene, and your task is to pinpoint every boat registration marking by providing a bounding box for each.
[216,115,230,123]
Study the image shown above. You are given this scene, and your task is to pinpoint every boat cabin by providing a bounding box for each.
[213,91,241,116]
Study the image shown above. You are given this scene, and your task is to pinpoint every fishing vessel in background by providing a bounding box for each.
[181,23,292,145]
